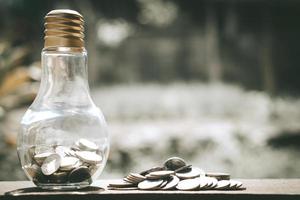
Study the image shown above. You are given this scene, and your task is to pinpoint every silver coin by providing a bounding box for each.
[108,187,138,190]
[49,171,69,183]
[77,138,99,151]
[206,172,230,181]
[26,164,47,184]
[138,179,164,190]
[228,180,238,188]
[195,177,209,189]
[140,166,165,176]
[126,177,144,183]
[55,146,75,157]
[229,180,243,189]
[161,175,180,190]
[176,178,200,191]
[149,170,174,178]
[33,172,49,184]
[129,173,146,181]
[59,156,80,171]
[65,150,76,157]
[126,175,145,183]
[68,166,91,183]
[71,145,81,151]
[123,177,136,183]
[41,153,61,175]
[203,177,218,189]
[145,174,163,180]
[160,180,169,188]
[176,167,205,179]
[210,177,219,188]
[109,180,137,188]
[215,180,231,190]
[24,164,41,178]
[174,164,192,173]
[124,177,141,184]
[123,177,135,183]
[201,176,218,189]
[82,162,91,167]
[75,151,102,164]
[164,157,186,171]
[35,145,54,155]
[204,181,214,189]
[236,182,243,189]
[34,152,54,166]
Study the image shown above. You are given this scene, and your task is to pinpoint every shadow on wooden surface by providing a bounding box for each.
[5,186,104,196]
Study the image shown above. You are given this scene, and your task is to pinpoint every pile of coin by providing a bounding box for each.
[108,157,244,191]
[24,138,103,185]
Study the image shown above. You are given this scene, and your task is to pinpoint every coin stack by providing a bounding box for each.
[24,138,103,185]
[108,157,244,191]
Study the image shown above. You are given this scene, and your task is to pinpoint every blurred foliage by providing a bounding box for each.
[0,0,300,93]
[0,43,39,110]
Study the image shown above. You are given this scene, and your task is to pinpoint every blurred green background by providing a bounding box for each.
[0,0,300,180]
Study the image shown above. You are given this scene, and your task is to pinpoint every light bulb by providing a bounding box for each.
[17,9,109,190]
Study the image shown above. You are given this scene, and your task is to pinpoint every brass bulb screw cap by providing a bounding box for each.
[44,9,84,49]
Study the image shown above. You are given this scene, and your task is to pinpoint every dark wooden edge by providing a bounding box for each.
[1,193,300,200]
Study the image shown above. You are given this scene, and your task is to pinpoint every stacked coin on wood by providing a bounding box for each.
[23,138,103,185]
[108,157,245,191]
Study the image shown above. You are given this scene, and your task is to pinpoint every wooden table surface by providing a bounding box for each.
[0,179,299,200]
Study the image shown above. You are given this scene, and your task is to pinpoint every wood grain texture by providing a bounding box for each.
[0,179,299,200]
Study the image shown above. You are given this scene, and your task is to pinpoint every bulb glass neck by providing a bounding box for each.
[32,49,93,110]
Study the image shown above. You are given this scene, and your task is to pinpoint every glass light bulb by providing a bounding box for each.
[17,9,109,190]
